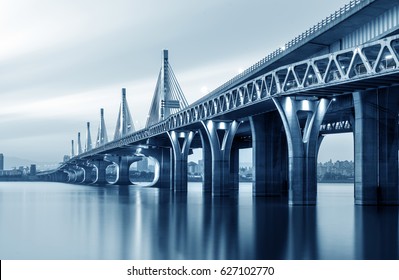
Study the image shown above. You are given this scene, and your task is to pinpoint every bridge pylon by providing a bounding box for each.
[85,122,92,152]
[146,50,189,127]
[77,132,83,155]
[96,108,108,147]
[114,88,135,140]
[71,140,75,157]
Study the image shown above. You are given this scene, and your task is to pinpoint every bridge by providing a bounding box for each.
[40,0,399,205]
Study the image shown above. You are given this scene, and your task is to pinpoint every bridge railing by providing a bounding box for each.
[200,0,371,102]
[285,0,367,50]
[76,33,399,159]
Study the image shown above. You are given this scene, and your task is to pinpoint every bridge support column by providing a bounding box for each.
[201,120,240,196]
[141,147,172,189]
[71,169,78,183]
[58,171,68,182]
[168,131,195,192]
[74,167,85,183]
[110,155,142,185]
[230,144,240,192]
[64,170,72,182]
[353,88,399,205]
[273,97,331,205]
[61,171,69,182]
[199,129,212,193]
[68,169,79,183]
[51,171,67,182]
[116,156,131,185]
[92,160,112,185]
[250,112,288,196]
[79,165,95,184]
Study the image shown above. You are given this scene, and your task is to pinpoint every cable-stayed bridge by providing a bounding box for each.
[40,0,399,205]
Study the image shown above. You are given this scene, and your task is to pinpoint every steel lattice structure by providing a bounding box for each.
[320,120,352,134]
[75,34,399,158]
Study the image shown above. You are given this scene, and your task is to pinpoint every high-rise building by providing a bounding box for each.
[0,154,4,170]
[30,164,37,176]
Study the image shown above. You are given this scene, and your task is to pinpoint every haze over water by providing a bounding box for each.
[0,182,397,259]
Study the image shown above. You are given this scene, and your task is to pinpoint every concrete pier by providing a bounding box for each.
[353,88,399,205]
[92,160,112,185]
[112,155,142,185]
[201,120,240,196]
[80,165,95,184]
[168,131,195,192]
[273,97,331,205]
[141,147,172,189]
[250,112,288,196]
[199,129,212,193]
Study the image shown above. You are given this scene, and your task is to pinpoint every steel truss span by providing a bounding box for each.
[78,34,399,159]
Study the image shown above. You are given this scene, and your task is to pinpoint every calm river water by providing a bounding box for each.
[0,182,398,259]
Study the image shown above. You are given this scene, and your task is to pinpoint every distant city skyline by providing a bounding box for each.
[1,0,351,163]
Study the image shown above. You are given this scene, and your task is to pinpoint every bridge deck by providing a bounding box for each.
[75,34,399,158]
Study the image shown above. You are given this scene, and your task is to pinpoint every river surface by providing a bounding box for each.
[0,182,398,259]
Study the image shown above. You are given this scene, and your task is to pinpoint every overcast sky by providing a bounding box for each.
[0,0,353,163]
